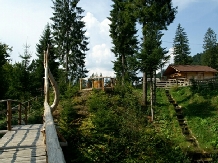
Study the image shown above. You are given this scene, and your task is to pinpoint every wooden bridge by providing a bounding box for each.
[0,47,66,162]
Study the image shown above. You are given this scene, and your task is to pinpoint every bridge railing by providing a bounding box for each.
[0,97,38,131]
[43,46,66,163]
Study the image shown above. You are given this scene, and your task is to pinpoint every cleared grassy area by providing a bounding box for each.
[170,86,218,152]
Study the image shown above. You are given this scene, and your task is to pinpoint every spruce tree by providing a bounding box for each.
[17,43,32,99]
[202,27,218,69]
[109,0,138,85]
[0,42,11,99]
[173,23,192,65]
[191,53,203,65]
[134,0,177,107]
[51,0,89,84]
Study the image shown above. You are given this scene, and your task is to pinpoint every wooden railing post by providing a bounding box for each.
[25,106,27,125]
[80,78,82,90]
[7,100,12,131]
[18,103,21,125]
[102,78,104,91]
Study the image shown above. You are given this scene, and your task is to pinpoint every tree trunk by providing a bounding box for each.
[153,70,156,105]
[142,72,147,106]
[65,51,68,83]
[122,54,125,85]
[150,71,153,122]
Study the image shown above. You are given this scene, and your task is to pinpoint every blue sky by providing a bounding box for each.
[0,0,218,76]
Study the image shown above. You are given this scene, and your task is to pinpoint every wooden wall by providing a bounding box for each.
[168,72,216,80]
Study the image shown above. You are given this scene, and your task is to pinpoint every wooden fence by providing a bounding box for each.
[156,78,190,89]
[79,77,115,91]
[191,76,218,89]
[0,97,38,132]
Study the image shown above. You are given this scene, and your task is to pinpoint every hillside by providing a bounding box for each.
[170,87,218,155]
[57,85,184,162]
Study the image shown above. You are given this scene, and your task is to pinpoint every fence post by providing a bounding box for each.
[18,103,21,125]
[102,78,104,91]
[80,78,82,90]
[25,106,28,125]
[7,100,12,131]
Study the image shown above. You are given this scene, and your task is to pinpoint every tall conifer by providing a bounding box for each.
[173,23,192,65]
[109,0,138,84]
[134,0,177,107]
[202,28,218,69]
[51,0,89,84]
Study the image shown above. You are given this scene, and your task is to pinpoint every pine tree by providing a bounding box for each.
[109,0,138,85]
[17,43,32,99]
[51,0,89,84]
[0,42,11,99]
[138,25,169,118]
[173,23,192,65]
[202,27,218,69]
[191,53,203,65]
[134,0,177,107]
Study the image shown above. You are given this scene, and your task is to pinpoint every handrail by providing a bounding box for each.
[0,98,38,130]
[43,45,66,163]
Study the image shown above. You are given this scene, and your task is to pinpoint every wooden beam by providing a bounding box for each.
[7,100,12,131]
[44,103,66,163]
[18,103,21,125]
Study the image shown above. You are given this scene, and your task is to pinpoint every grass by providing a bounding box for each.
[60,86,191,162]
[170,86,218,152]
[155,88,192,150]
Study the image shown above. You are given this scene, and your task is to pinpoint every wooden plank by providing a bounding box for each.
[44,103,66,163]
[0,124,47,162]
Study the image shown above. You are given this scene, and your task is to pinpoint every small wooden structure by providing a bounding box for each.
[79,77,115,91]
[163,65,218,80]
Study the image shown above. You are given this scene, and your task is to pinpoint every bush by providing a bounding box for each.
[28,99,44,124]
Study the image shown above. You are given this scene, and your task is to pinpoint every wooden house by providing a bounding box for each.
[163,65,218,80]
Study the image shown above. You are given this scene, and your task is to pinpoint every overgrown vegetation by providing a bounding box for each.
[59,86,191,162]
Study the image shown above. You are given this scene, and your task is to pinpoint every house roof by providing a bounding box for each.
[163,65,218,76]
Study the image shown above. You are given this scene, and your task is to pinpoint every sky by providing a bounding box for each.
[0,0,218,77]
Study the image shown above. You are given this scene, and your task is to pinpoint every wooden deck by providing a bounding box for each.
[0,124,46,163]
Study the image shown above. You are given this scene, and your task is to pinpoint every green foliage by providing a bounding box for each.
[0,42,12,99]
[63,84,80,99]
[51,0,89,83]
[28,99,44,124]
[191,53,203,65]
[59,85,190,162]
[135,0,177,73]
[170,87,218,152]
[109,0,138,83]
[30,23,59,97]
[202,28,218,69]
[173,23,192,65]
[59,99,77,138]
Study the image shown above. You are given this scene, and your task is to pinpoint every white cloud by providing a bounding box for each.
[172,0,198,11]
[163,47,174,70]
[82,12,114,77]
